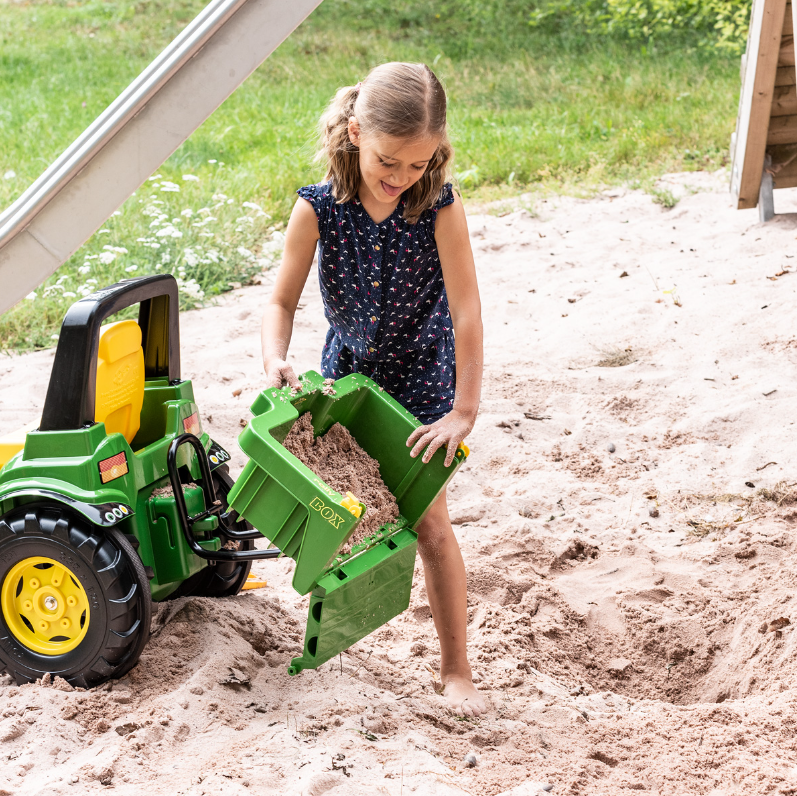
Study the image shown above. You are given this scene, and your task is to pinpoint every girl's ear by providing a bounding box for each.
[347,116,361,147]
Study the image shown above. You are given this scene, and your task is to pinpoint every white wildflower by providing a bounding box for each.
[177,277,204,300]
[242,201,262,211]
[104,245,128,254]
[50,334,59,340]
[156,225,182,238]
[63,292,76,298]
[98,251,117,264]
[25,291,37,300]
[84,254,99,261]
[160,181,180,192]
[112,210,121,216]
[199,232,214,238]
[125,265,138,273]
[205,249,220,263]
[211,193,228,202]
[181,208,193,217]
[183,248,199,267]
[236,246,255,260]
[207,159,217,164]
[160,252,171,265]
[3,170,16,180]
[148,174,162,181]
[97,228,110,234]
[182,174,200,182]
[78,265,91,275]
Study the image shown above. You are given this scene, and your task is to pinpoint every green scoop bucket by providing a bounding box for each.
[227,370,467,675]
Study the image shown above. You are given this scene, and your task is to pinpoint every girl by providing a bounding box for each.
[261,62,485,717]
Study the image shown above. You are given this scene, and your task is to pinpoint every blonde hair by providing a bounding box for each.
[317,62,453,224]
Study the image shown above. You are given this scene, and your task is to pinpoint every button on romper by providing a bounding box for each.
[297,181,456,424]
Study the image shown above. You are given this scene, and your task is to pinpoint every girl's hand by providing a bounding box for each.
[407,409,474,468]
[264,358,301,390]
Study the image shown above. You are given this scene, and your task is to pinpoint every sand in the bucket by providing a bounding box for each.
[282,413,399,553]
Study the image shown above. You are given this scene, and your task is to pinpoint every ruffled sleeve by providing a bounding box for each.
[297,182,334,239]
[432,182,455,212]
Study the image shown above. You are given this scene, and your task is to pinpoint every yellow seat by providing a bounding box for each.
[95,320,145,444]
[0,320,144,472]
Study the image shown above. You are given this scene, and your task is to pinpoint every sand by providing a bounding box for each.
[1,171,797,794]
[282,412,400,551]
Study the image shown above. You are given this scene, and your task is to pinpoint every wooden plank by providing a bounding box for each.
[772,155,797,186]
[771,84,797,114]
[767,114,797,143]
[786,3,794,34]
[731,0,789,208]
[775,65,797,85]
[780,34,795,65]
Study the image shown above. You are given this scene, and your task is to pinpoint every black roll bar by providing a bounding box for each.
[40,274,181,432]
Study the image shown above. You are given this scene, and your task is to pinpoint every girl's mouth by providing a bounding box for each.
[380,181,404,198]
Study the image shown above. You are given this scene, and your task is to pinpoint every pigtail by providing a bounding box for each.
[316,84,361,205]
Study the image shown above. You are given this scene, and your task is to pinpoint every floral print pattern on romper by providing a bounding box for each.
[297,181,456,424]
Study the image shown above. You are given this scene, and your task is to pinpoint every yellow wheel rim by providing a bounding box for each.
[1,557,90,655]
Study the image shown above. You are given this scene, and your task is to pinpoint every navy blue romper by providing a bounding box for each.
[297,181,456,424]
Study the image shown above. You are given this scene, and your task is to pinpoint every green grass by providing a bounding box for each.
[0,0,741,349]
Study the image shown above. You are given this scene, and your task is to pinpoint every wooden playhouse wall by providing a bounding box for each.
[731,0,797,207]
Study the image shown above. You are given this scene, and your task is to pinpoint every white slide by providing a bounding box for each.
[0,0,323,316]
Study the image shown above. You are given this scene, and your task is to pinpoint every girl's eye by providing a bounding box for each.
[411,165,425,171]
[379,160,395,167]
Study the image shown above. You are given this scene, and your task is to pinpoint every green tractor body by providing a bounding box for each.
[0,275,465,687]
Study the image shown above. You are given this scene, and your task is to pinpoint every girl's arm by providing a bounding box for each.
[261,198,320,388]
[408,192,483,467]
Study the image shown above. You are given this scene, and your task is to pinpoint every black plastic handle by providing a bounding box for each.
[167,433,281,563]
[41,274,180,431]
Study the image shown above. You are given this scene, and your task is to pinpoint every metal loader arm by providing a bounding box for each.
[0,0,323,315]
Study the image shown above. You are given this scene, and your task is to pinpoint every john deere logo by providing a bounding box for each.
[309,497,346,529]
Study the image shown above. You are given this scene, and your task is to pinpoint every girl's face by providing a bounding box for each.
[348,118,440,208]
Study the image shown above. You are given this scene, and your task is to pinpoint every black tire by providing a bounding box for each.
[0,505,151,688]
[168,466,254,598]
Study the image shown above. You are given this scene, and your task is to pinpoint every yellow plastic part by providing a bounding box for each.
[1,557,90,655]
[95,320,145,443]
[0,420,39,471]
[340,491,364,518]
[241,573,269,591]
[458,441,470,458]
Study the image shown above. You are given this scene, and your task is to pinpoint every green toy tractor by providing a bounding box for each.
[0,275,279,687]
[0,274,465,688]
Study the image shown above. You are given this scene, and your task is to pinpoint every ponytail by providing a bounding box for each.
[315,85,361,209]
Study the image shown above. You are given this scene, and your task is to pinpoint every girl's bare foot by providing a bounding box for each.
[442,675,487,717]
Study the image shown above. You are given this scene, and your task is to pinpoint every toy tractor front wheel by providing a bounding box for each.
[168,465,254,598]
[0,506,151,687]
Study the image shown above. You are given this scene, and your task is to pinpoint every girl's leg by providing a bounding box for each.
[416,490,486,716]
